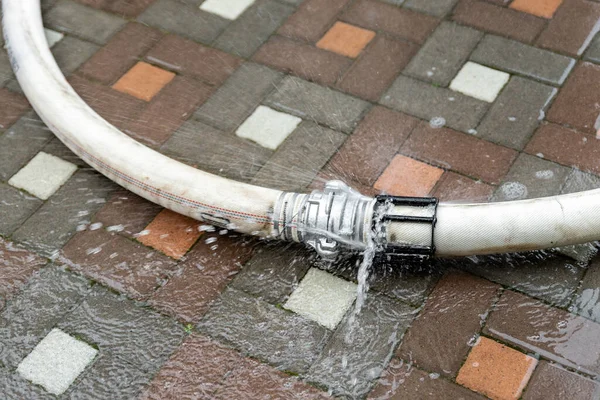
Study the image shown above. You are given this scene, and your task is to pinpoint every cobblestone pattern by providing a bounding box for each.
[1,0,600,398]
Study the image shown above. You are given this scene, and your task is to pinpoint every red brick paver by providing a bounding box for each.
[137,209,202,259]
[278,0,351,43]
[0,88,30,129]
[0,238,47,300]
[316,22,375,58]
[374,155,443,196]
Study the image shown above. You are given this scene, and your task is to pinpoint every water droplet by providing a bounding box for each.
[535,170,554,179]
[429,117,446,129]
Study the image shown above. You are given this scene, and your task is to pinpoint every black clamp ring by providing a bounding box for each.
[372,195,439,257]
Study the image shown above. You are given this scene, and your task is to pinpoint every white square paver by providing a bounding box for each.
[200,0,255,20]
[44,28,64,48]
[449,61,510,103]
[236,105,302,150]
[17,328,98,395]
[8,152,77,200]
[284,268,357,330]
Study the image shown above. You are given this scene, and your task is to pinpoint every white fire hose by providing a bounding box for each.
[5,0,600,260]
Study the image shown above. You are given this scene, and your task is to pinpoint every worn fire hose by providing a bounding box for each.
[4,0,600,260]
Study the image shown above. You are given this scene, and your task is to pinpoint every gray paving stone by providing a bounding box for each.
[67,355,151,400]
[369,264,441,307]
[404,21,482,87]
[307,293,416,398]
[0,266,91,369]
[562,168,600,193]
[213,0,294,58]
[381,75,489,133]
[194,63,283,132]
[232,243,315,304]
[0,113,54,181]
[0,51,12,87]
[198,287,330,374]
[471,35,575,86]
[492,153,571,202]
[41,0,59,11]
[585,32,600,64]
[58,286,185,374]
[0,367,54,399]
[45,0,126,45]
[477,76,556,150]
[381,0,405,4]
[42,137,87,167]
[161,119,272,182]
[138,0,229,45]
[404,0,458,17]
[0,182,42,236]
[572,257,600,322]
[12,170,116,257]
[453,252,584,307]
[251,121,346,191]
[265,76,370,133]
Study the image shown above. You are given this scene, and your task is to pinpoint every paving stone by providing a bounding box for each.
[449,61,509,103]
[8,152,77,200]
[471,35,575,86]
[374,155,443,196]
[0,183,42,236]
[572,257,600,323]
[198,287,330,374]
[452,0,546,44]
[431,171,494,202]
[368,264,441,307]
[124,75,213,147]
[61,227,177,300]
[525,123,600,175]
[584,32,600,64]
[0,266,91,369]
[381,75,489,133]
[397,272,500,377]
[161,119,272,182]
[317,21,375,58]
[324,107,418,188]
[0,88,30,129]
[44,28,64,48]
[308,293,416,397]
[137,209,201,259]
[265,76,370,133]
[43,36,100,78]
[145,34,242,85]
[138,0,229,44]
[236,105,302,150]
[93,188,162,238]
[214,358,331,399]
[194,62,283,132]
[453,252,584,307]
[492,153,571,201]
[113,61,175,102]
[522,360,600,400]
[200,0,256,20]
[485,289,600,376]
[252,35,353,87]
[79,22,163,85]
[547,62,600,134]
[231,242,315,304]
[537,0,600,57]
[251,121,346,191]
[403,0,458,16]
[0,367,54,400]
[0,238,47,301]
[369,359,486,400]
[58,286,184,373]
[0,51,12,87]
[67,354,151,400]
[341,0,439,44]
[45,0,126,44]
[401,122,517,184]
[17,328,98,395]
[74,0,155,17]
[556,243,598,265]
[338,35,417,101]
[562,169,600,194]
[456,336,537,400]
[277,0,350,43]
[12,170,116,257]
[214,0,294,58]
[510,0,563,18]
[404,22,482,87]
[477,77,556,150]
[149,232,254,323]
[284,268,357,330]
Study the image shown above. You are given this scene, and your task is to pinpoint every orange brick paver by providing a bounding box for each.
[510,0,563,19]
[316,21,375,58]
[137,209,202,259]
[113,61,175,101]
[374,154,443,196]
[457,336,538,400]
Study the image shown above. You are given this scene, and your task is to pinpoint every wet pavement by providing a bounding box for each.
[2,0,600,398]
